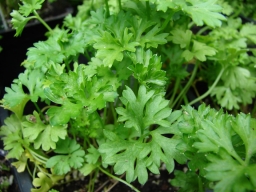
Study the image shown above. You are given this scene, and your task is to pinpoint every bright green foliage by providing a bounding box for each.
[44,65,118,125]
[169,29,192,49]
[2,0,256,191]
[1,81,30,118]
[10,10,33,36]
[1,68,46,117]
[22,111,67,151]
[116,85,171,134]
[240,23,256,44]
[145,0,226,27]
[46,138,85,175]
[99,128,186,184]
[18,0,44,16]
[182,40,216,61]
[100,85,186,184]
[183,0,226,27]
[0,115,24,159]
[94,29,139,67]
[31,172,64,192]
[170,170,206,192]
[26,38,65,70]
[128,49,167,91]
[174,104,256,192]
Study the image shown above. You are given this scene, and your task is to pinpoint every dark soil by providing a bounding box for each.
[52,164,185,192]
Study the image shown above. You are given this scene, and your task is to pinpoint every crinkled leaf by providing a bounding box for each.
[0,115,24,159]
[19,0,44,16]
[31,172,64,192]
[183,0,226,27]
[182,40,216,61]
[94,29,139,67]
[116,85,154,133]
[169,29,192,49]
[10,10,33,36]
[46,138,85,175]
[22,111,67,151]
[1,82,30,118]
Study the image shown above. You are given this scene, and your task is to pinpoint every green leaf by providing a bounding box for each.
[18,69,46,102]
[23,111,68,151]
[169,29,192,49]
[85,145,101,164]
[94,29,139,67]
[240,23,256,44]
[183,0,226,27]
[211,86,241,110]
[171,170,206,192]
[232,114,256,162]
[19,0,44,16]
[99,122,186,184]
[0,115,24,159]
[182,40,216,61]
[1,81,30,118]
[26,38,65,70]
[46,138,85,175]
[46,102,82,126]
[10,10,33,36]
[205,150,255,192]
[128,49,167,89]
[116,85,154,133]
[31,172,64,192]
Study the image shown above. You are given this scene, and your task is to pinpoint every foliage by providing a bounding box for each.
[0,0,256,192]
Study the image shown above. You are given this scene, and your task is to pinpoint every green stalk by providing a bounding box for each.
[110,102,117,124]
[171,63,199,109]
[188,67,225,106]
[169,78,181,106]
[197,26,210,35]
[146,1,150,19]
[99,167,140,192]
[105,0,110,17]
[33,10,53,32]
[117,0,122,11]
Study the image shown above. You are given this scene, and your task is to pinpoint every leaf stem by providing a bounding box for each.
[99,167,140,192]
[117,0,122,12]
[188,67,225,106]
[146,1,150,19]
[105,0,110,17]
[33,10,53,32]
[171,62,199,109]
[169,78,181,106]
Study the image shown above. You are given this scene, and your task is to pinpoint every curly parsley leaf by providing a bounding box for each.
[46,138,85,175]
[128,49,167,90]
[94,29,139,67]
[182,40,216,61]
[99,127,186,184]
[211,66,256,110]
[10,10,33,36]
[22,111,67,151]
[0,115,24,159]
[31,172,64,192]
[170,170,207,192]
[169,29,192,49]
[184,0,226,27]
[26,38,65,70]
[1,81,30,118]
[178,105,256,192]
[116,85,171,134]
[18,0,44,16]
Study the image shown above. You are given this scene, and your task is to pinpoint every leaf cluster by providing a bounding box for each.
[1,0,256,191]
